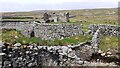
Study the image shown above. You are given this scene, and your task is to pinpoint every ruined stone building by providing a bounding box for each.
[42,12,70,23]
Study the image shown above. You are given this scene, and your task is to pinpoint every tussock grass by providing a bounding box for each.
[99,35,119,52]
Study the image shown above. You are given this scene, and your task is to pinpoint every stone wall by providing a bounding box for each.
[0,21,35,38]
[1,41,96,67]
[0,22,83,40]
[89,24,120,36]
[34,23,83,40]
[0,22,119,67]
[91,29,100,53]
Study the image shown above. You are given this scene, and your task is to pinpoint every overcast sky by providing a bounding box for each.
[0,0,119,12]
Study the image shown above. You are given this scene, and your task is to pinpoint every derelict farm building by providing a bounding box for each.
[42,12,70,23]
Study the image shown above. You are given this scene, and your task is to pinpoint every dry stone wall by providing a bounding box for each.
[89,24,120,36]
[91,29,100,53]
[0,21,83,39]
[0,21,35,38]
[0,22,119,67]
[1,41,96,67]
[34,23,83,40]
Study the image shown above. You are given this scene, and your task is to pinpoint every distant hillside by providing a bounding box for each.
[2,8,117,17]
[1,8,118,25]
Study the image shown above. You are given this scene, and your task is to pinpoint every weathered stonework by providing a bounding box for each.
[1,41,96,67]
[42,12,70,23]
[34,23,83,40]
[0,21,83,40]
[89,24,120,37]
[0,21,119,67]
[91,29,100,53]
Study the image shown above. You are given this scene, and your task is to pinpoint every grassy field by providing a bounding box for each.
[99,35,119,52]
[1,29,92,45]
[2,8,118,25]
[1,8,119,52]
[1,29,119,53]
